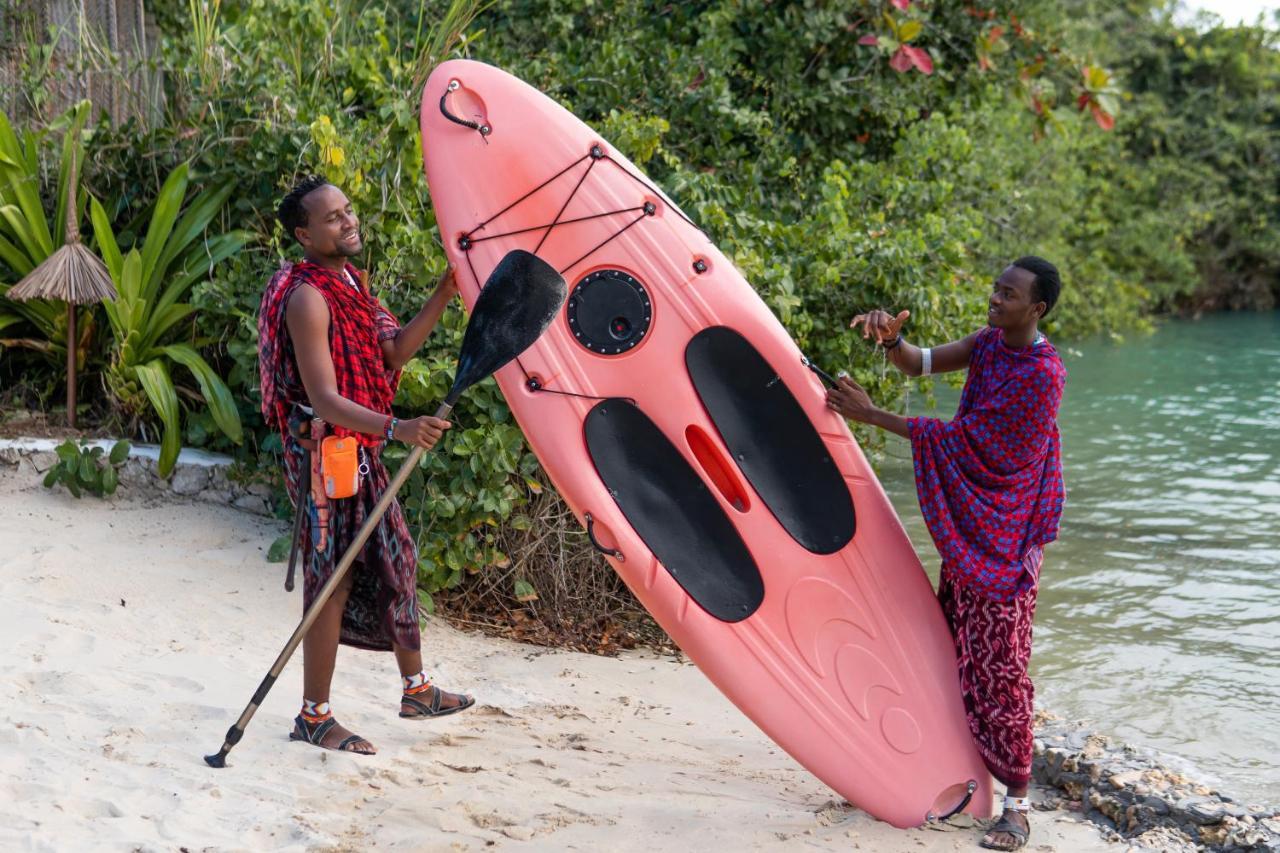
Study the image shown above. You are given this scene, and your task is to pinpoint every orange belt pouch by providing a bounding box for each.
[320,435,361,500]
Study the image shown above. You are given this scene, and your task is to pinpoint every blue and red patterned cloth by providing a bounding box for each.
[258,260,402,447]
[908,326,1066,601]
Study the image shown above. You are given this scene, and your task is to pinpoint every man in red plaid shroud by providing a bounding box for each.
[259,175,474,756]
[826,257,1066,851]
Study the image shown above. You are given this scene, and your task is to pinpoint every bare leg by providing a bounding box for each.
[297,570,375,753]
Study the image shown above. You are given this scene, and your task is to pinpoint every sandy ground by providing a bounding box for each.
[0,463,1117,852]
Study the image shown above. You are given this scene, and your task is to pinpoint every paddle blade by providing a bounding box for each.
[447,249,567,404]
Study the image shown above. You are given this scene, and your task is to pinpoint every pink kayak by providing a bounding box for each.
[420,59,993,828]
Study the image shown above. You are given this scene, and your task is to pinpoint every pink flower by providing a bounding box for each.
[890,0,910,9]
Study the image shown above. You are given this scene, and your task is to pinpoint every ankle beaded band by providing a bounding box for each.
[403,671,432,693]
[301,699,332,722]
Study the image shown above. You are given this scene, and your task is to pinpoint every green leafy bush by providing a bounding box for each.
[42,439,131,498]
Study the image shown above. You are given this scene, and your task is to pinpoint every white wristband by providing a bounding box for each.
[921,347,933,376]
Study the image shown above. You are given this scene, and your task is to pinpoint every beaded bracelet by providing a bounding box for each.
[383,415,398,442]
[881,334,903,351]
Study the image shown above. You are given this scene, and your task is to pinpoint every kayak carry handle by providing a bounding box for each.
[801,354,839,388]
[926,779,978,823]
[584,512,624,562]
[440,79,491,138]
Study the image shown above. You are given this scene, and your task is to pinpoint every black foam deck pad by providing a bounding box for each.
[584,400,764,623]
[685,326,855,554]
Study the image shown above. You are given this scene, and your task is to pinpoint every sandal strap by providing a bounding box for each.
[336,734,368,752]
[402,689,442,716]
[295,714,338,745]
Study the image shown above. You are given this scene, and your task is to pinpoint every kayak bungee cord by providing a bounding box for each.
[443,127,702,405]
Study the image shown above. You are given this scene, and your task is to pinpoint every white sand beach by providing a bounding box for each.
[0,463,1116,852]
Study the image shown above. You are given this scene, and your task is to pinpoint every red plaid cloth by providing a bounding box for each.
[908,327,1066,600]
[258,260,402,447]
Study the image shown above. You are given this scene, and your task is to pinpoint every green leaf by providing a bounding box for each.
[152,181,234,292]
[898,20,922,43]
[77,453,95,483]
[0,141,52,258]
[0,204,43,262]
[89,196,123,282]
[0,231,33,276]
[139,163,189,303]
[53,102,88,247]
[134,359,182,476]
[159,343,243,444]
[140,303,195,352]
[101,465,118,495]
[513,579,538,602]
[120,249,145,317]
[55,439,79,465]
[153,231,249,322]
[108,440,131,465]
[42,467,58,488]
[266,534,292,563]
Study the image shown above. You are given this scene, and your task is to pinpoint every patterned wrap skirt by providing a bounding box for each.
[283,435,421,652]
[937,547,1043,789]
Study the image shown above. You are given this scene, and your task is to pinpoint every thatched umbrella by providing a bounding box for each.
[6,156,116,428]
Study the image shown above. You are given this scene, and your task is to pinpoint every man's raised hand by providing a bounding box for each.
[434,263,459,300]
[850,309,910,344]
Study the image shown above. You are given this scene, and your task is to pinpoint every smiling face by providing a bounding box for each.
[988,264,1045,331]
[294,184,362,259]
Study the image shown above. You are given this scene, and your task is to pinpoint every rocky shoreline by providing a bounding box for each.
[1033,712,1278,852]
[2,437,1274,851]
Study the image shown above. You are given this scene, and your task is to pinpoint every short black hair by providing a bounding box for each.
[1013,255,1061,317]
[277,174,331,245]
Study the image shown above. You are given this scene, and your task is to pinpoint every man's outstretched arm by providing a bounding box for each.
[850,308,980,376]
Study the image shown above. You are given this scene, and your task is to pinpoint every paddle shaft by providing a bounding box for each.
[204,401,452,767]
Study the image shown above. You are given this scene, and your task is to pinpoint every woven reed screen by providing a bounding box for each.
[0,0,161,128]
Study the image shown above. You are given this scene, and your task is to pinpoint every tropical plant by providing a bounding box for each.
[0,101,92,359]
[43,438,131,498]
[89,162,249,475]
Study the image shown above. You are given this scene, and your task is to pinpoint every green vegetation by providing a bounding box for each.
[1,1,1276,629]
[42,439,131,498]
[89,163,247,475]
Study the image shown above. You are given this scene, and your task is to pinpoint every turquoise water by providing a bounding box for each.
[879,311,1280,803]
